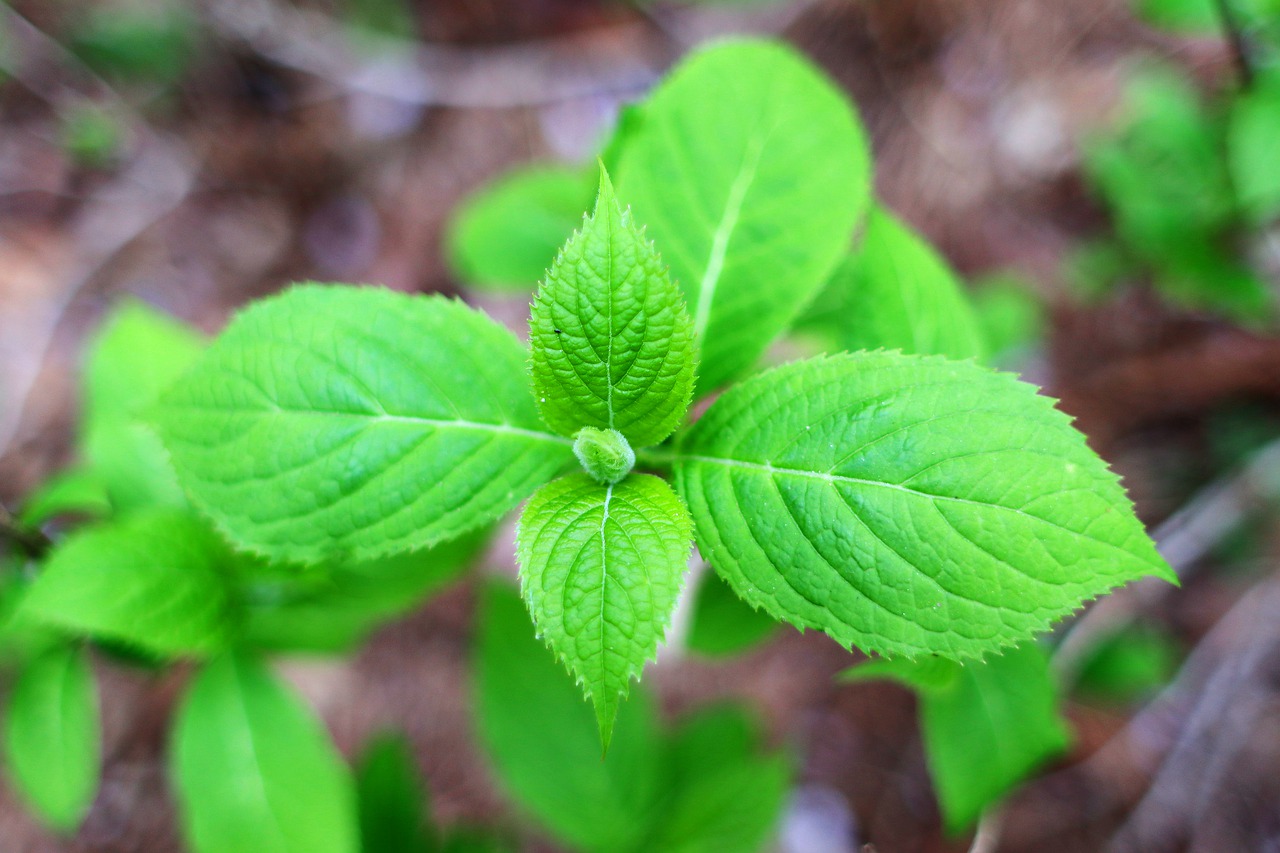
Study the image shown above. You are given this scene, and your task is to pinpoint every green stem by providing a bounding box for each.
[0,504,52,559]
[1212,0,1255,88]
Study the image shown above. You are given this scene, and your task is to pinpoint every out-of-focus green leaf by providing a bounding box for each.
[686,570,777,657]
[69,5,195,85]
[1076,624,1180,703]
[475,583,663,852]
[972,274,1045,367]
[172,653,359,853]
[446,166,593,291]
[3,646,100,833]
[82,300,205,514]
[356,732,435,853]
[1229,77,1280,223]
[18,467,111,527]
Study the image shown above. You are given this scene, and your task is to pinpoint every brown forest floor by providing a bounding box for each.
[2,1,1280,851]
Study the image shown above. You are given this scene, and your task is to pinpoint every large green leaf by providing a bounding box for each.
[641,706,790,853]
[171,653,358,853]
[446,166,593,291]
[516,473,692,748]
[22,510,233,657]
[3,646,100,832]
[151,285,574,563]
[614,39,871,393]
[475,584,664,852]
[82,300,205,513]
[675,352,1175,660]
[530,169,696,447]
[804,207,986,361]
[845,642,1071,834]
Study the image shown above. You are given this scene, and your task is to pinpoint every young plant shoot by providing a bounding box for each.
[147,40,1173,753]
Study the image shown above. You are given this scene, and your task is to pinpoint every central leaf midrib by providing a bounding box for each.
[692,133,768,342]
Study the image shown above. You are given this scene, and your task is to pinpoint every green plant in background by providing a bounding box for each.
[1073,0,1280,321]
[1,35,1179,852]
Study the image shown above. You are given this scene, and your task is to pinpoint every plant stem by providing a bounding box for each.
[0,503,52,559]
[1212,0,1255,88]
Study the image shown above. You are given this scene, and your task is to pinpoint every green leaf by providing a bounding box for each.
[846,643,1071,834]
[643,706,790,853]
[3,646,100,832]
[614,38,871,393]
[83,299,205,513]
[475,583,663,852]
[171,653,358,853]
[972,274,1044,367]
[241,530,483,655]
[17,466,111,527]
[446,166,593,290]
[675,352,1175,660]
[22,510,233,657]
[1076,623,1179,703]
[516,473,692,749]
[1135,0,1218,30]
[1229,77,1280,224]
[686,569,777,657]
[805,207,986,361]
[151,285,574,563]
[530,168,696,446]
[356,732,436,853]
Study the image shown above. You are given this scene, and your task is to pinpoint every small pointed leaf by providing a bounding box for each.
[530,169,696,447]
[516,473,692,748]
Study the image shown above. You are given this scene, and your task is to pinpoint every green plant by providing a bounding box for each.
[1,36,1176,851]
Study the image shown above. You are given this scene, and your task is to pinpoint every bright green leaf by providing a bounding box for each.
[1229,77,1280,224]
[171,653,358,853]
[643,706,790,853]
[847,643,1071,834]
[22,510,233,657]
[804,207,986,361]
[446,166,593,290]
[516,473,692,749]
[151,285,574,563]
[475,583,663,852]
[686,569,777,657]
[83,299,205,514]
[3,646,100,833]
[675,352,1175,660]
[972,274,1045,367]
[615,39,871,393]
[356,732,436,853]
[530,168,696,446]
[18,466,111,527]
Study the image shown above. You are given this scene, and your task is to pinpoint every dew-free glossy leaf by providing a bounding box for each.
[151,285,574,563]
[805,208,986,361]
[3,646,100,833]
[22,510,232,657]
[846,642,1071,834]
[446,166,593,290]
[475,584,663,852]
[516,473,691,748]
[675,352,1175,660]
[171,653,358,853]
[530,169,696,446]
[614,39,871,393]
[83,300,204,513]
